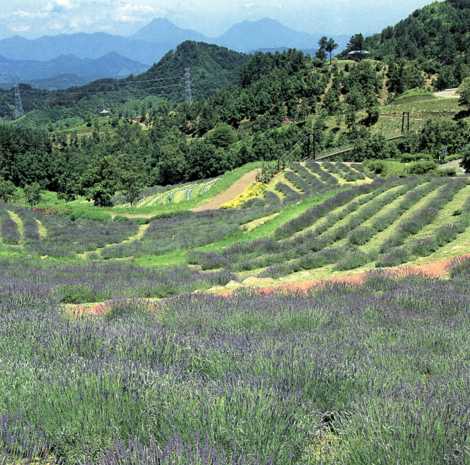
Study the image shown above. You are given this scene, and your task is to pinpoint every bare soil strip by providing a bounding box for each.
[193,170,260,212]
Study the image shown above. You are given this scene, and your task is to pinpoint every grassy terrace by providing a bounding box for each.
[0,161,468,295]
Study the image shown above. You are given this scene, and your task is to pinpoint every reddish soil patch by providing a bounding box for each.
[72,302,111,317]
[254,254,470,296]
[193,170,260,212]
[72,255,470,315]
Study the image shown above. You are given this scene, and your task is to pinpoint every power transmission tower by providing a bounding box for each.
[14,83,24,119]
[184,67,193,105]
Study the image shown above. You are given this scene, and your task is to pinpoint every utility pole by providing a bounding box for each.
[401,112,410,134]
[14,82,24,119]
[184,67,193,105]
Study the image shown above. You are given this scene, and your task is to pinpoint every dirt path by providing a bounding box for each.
[433,88,459,99]
[193,170,260,212]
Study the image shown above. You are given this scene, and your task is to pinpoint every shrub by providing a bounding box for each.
[399,153,434,163]
[376,247,410,268]
[450,257,470,279]
[57,284,98,304]
[0,178,16,203]
[406,160,437,175]
[348,226,375,245]
[461,145,470,174]
[336,249,373,270]
[437,167,457,177]
[410,238,439,257]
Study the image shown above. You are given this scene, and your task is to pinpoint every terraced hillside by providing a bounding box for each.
[193,176,470,282]
[262,162,373,205]
[1,162,470,465]
[1,162,469,297]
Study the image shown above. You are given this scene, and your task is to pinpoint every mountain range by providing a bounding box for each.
[0,18,347,66]
[0,53,147,90]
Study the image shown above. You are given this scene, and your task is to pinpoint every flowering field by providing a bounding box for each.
[1,162,470,464]
[192,176,470,279]
[0,258,469,464]
[1,172,469,285]
[261,162,373,205]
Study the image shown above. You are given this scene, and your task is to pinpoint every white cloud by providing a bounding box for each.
[9,23,31,32]
[56,0,74,8]
[112,1,167,23]
[0,0,436,37]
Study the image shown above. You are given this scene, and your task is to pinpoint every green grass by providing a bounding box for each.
[132,190,341,268]
[111,162,263,217]
[11,162,263,222]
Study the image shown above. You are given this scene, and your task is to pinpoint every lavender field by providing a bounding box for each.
[1,257,470,464]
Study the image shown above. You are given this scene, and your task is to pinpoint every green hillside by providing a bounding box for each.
[0,42,248,122]
[364,0,470,89]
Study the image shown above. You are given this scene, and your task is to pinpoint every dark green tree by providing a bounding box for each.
[0,178,16,203]
[326,38,339,64]
[207,123,237,148]
[24,182,42,207]
[459,77,470,110]
[461,145,470,173]
[316,36,328,62]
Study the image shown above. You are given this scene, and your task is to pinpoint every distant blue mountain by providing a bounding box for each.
[217,18,321,51]
[0,18,349,81]
[0,33,165,65]
[0,52,148,89]
[132,18,208,45]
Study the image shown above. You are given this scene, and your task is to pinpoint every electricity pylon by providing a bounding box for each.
[184,67,193,105]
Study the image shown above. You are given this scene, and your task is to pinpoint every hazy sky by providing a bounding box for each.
[0,0,434,37]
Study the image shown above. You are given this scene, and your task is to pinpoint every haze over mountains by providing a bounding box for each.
[0,18,348,89]
[0,53,147,90]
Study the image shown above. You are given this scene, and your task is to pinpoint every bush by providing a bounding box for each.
[406,160,437,175]
[399,153,434,163]
[348,226,375,245]
[376,247,410,268]
[336,249,373,270]
[461,145,470,174]
[410,238,439,257]
[365,160,387,175]
[437,167,457,177]
[57,285,98,304]
[0,178,16,203]
[450,257,470,279]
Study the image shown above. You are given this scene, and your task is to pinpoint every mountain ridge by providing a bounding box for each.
[0,52,148,90]
[0,17,345,69]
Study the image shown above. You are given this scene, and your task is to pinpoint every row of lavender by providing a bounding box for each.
[191,177,470,277]
[264,161,370,205]
[1,259,469,464]
[0,200,280,260]
[0,203,140,257]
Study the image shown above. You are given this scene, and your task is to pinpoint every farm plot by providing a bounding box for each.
[0,205,141,257]
[192,176,470,280]
[101,204,279,260]
[133,178,219,208]
[261,161,374,207]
